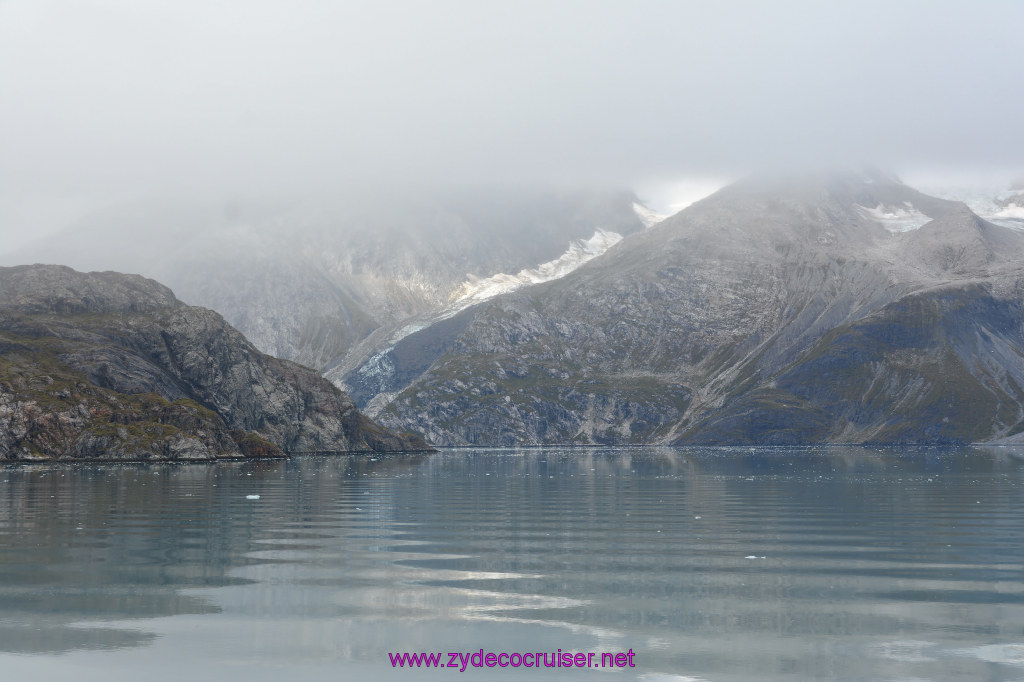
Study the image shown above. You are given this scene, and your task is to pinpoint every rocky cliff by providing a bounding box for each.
[0,265,429,461]
[349,171,1024,445]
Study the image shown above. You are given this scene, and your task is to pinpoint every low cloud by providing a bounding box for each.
[1,0,1021,245]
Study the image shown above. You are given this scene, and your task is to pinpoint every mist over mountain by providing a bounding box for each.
[7,188,647,374]
[338,170,1024,446]
[915,182,1024,230]
[11,166,1024,447]
[6,7,1024,680]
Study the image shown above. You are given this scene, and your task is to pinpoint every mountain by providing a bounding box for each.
[0,265,429,461]
[5,189,648,373]
[344,170,1024,445]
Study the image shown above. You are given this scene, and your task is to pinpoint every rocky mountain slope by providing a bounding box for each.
[6,189,647,373]
[0,265,428,461]
[347,170,1024,445]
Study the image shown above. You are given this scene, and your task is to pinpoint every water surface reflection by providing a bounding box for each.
[1,447,1023,680]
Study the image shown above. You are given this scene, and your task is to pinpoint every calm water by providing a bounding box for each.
[2,447,1024,681]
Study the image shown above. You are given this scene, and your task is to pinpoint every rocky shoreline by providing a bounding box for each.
[0,264,431,462]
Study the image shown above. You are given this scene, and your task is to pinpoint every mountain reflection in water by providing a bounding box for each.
[1,447,1023,681]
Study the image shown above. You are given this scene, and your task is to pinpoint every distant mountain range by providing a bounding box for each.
[7,172,1024,447]
[7,188,647,373]
[0,265,427,461]
[342,170,1024,445]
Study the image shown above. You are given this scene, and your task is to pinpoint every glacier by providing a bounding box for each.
[857,202,932,232]
[450,228,624,305]
[632,202,668,228]
[916,185,1024,229]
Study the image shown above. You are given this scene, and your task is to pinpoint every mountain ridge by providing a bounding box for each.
[348,171,1024,446]
[4,189,647,373]
[0,264,429,461]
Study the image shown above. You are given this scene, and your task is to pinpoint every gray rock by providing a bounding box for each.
[354,170,1024,445]
[0,265,429,461]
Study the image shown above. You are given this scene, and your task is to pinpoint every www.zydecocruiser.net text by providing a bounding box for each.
[389,649,637,671]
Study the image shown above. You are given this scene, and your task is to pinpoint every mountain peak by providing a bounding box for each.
[0,264,179,315]
[900,202,1024,277]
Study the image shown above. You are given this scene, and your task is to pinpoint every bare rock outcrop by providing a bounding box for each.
[0,265,429,461]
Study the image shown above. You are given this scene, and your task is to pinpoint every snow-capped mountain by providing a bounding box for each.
[346,170,1024,446]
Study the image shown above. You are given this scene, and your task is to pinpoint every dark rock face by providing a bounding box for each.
[0,265,429,461]
[350,171,1024,445]
[681,285,1024,444]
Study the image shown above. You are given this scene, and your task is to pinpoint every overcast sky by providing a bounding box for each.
[1,0,1022,246]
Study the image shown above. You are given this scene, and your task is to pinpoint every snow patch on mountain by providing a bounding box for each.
[452,229,623,304]
[370,229,626,351]
[633,202,667,228]
[858,202,932,232]
[353,346,396,388]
